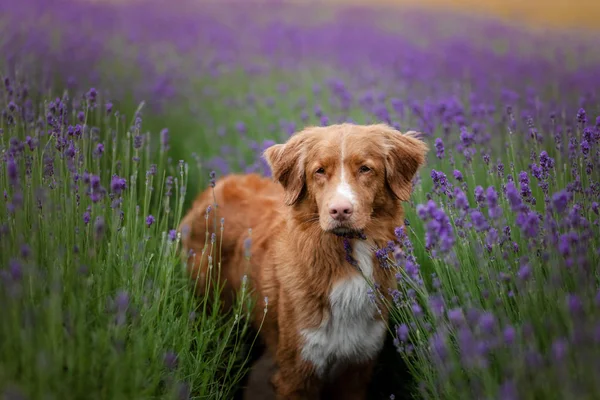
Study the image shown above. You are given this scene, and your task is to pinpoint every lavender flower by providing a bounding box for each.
[470,210,489,232]
[7,156,18,186]
[453,169,463,181]
[94,216,105,240]
[397,323,409,341]
[435,138,445,159]
[474,186,485,205]
[95,143,104,156]
[163,351,179,371]
[552,190,571,214]
[505,182,524,212]
[417,200,455,254]
[517,264,531,281]
[146,215,155,227]
[110,175,127,194]
[133,135,143,149]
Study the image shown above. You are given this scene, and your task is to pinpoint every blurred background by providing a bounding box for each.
[81,0,600,31]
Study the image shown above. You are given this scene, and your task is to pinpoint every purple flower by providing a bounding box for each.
[497,162,505,178]
[87,88,98,103]
[115,290,129,312]
[168,229,177,241]
[411,302,423,317]
[498,380,518,400]
[95,143,104,156]
[430,170,450,194]
[581,140,590,156]
[539,151,554,171]
[90,175,101,189]
[94,216,105,240]
[486,228,498,248]
[447,308,465,325]
[551,338,568,360]
[558,234,572,256]
[110,175,127,194]
[516,211,539,238]
[478,312,496,334]
[20,244,31,259]
[105,102,113,114]
[485,186,498,208]
[474,186,484,205]
[517,264,531,281]
[552,190,570,214]
[396,323,409,341]
[486,187,502,219]
[113,289,129,326]
[9,258,22,281]
[518,171,533,199]
[453,169,463,181]
[209,171,217,188]
[235,122,247,134]
[418,200,455,254]
[163,351,179,371]
[429,332,448,361]
[83,210,91,225]
[567,294,583,315]
[470,210,489,231]
[454,188,469,210]
[503,325,516,344]
[459,126,474,147]
[7,156,18,186]
[505,182,523,212]
[434,137,445,159]
[134,135,143,149]
[577,108,587,125]
[146,215,156,227]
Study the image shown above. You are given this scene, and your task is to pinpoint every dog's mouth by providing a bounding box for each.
[328,226,366,239]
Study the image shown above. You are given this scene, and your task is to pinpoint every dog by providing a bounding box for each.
[179,123,428,399]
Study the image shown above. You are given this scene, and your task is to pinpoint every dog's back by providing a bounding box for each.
[179,173,283,308]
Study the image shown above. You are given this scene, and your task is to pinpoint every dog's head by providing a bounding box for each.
[263,123,428,235]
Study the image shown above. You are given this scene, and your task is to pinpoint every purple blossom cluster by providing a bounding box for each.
[388,105,600,398]
[0,74,194,398]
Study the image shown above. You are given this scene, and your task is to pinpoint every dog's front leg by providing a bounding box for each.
[321,361,375,400]
[270,344,321,400]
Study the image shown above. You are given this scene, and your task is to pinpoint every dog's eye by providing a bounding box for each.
[315,167,325,175]
[358,165,372,173]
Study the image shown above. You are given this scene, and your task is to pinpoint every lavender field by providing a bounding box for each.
[1,0,600,399]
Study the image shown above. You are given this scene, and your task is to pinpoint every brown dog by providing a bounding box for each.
[179,123,428,399]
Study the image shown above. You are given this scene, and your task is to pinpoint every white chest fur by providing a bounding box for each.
[300,240,387,378]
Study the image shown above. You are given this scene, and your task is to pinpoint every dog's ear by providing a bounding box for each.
[263,138,306,206]
[379,125,429,202]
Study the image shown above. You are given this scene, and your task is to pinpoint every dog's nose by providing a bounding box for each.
[329,201,353,221]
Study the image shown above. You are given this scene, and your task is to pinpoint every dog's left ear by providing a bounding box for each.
[380,125,429,202]
[263,137,306,206]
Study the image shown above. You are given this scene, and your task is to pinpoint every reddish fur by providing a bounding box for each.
[179,123,428,399]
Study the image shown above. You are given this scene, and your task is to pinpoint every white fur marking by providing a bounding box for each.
[336,135,357,205]
[300,241,387,378]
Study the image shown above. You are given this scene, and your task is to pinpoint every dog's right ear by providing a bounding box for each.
[263,139,306,206]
